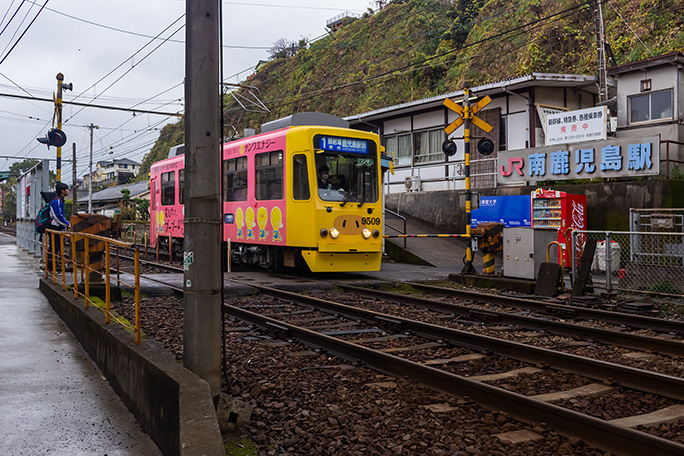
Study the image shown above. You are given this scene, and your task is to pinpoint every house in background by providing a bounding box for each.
[91,158,141,188]
[77,181,149,216]
[608,51,683,177]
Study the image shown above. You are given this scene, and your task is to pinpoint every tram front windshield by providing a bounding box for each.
[314,135,378,205]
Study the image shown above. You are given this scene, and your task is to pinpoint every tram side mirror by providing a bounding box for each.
[477,138,495,156]
[442,140,457,157]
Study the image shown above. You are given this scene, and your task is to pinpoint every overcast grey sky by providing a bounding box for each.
[0,0,372,184]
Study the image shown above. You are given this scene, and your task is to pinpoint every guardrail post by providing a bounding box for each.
[50,231,57,284]
[44,234,48,279]
[105,241,111,324]
[72,233,78,299]
[60,233,66,291]
[84,236,90,310]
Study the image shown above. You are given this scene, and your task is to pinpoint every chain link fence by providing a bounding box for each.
[572,230,684,297]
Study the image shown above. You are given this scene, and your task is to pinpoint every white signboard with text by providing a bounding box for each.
[546,106,607,146]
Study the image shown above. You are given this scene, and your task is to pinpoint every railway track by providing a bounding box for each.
[218,282,684,455]
[104,258,684,454]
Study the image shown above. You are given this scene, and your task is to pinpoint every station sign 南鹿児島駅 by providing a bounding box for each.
[496,135,660,185]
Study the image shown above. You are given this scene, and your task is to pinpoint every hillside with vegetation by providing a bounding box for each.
[139,0,683,176]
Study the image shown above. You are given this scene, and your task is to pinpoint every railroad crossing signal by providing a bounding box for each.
[443,95,493,135]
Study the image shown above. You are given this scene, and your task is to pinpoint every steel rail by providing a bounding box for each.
[229,280,684,402]
[402,281,684,334]
[222,300,684,456]
[332,283,684,357]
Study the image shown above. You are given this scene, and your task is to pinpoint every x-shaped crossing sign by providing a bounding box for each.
[443,95,493,135]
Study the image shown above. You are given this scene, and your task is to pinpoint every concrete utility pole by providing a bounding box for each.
[594,0,608,103]
[87,124,98,213]
[184,0,222,396]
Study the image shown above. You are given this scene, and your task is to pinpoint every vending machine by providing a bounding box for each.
[531,188,587,265]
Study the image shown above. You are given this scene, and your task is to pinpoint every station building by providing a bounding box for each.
[346,52,684,231]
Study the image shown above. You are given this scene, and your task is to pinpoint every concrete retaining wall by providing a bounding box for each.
[386,180,684,233]
[39,279,224,456]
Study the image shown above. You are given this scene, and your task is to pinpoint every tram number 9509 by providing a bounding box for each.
[362,217,381,226]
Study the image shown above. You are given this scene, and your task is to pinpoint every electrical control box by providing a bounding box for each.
[503,227,559,280]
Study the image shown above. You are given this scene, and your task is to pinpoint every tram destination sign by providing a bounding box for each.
[497,134,660,185]
[317,135,369,154]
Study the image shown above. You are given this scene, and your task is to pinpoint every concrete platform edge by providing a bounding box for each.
[39,278,225,456]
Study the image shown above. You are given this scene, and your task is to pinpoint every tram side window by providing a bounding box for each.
[255,151,283,200]
[292,154,310,200]
[223,156,248,201]
[161,171,175,206]
[178,169,185,205]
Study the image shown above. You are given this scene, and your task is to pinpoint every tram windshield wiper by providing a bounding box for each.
[340,189,356,207]
[357,190,368,208]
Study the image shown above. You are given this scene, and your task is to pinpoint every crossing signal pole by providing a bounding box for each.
[55,73,72,182]
[443,82,493,275]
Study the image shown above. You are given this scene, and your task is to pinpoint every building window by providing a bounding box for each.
[629,89,673,123]
[222,156,248,201]
[255,151,283,200]
[385,134,412,167]
[414,128,444,164]
[161,171,175,206]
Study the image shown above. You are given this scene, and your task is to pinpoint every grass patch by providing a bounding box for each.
[379,283,419,294]
[225,438,257,456]
[647,281,682,295]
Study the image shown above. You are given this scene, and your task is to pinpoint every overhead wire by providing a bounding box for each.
[0,0,26,39]
[0,0,48,67]
[64,17,186,124]
[606,0,654,58]
[228,0,593,112]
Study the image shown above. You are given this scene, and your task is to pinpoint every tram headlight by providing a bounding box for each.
[320,228,328,237]
[372,229,380,238]
[362,228,371,239]
[329,227,340,239]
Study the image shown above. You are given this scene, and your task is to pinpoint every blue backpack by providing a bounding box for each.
[35,199,55,234]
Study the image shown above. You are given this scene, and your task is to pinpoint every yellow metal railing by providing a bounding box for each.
[44,229,142,344]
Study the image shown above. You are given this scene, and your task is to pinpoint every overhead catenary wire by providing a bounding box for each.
[0,0,49,67]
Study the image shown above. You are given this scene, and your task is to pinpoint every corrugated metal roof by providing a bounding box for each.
[87,181,149,202]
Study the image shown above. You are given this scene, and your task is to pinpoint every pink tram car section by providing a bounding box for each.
[221,129,287,246]
[150,155,185,246]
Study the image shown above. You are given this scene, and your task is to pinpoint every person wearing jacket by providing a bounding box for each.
[50,182,70,230]
[47,182,70,270]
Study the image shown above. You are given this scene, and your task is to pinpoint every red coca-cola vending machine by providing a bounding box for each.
[531,188,587,265]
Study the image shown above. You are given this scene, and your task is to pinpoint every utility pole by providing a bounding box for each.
[56,73,64,182]
[594,0,608,102]
[72,143,77,215]
[184,0,222,396]
[87,124,98,213]
[54,73,72,181]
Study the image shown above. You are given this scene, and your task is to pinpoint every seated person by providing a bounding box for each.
[317,165,337,190]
